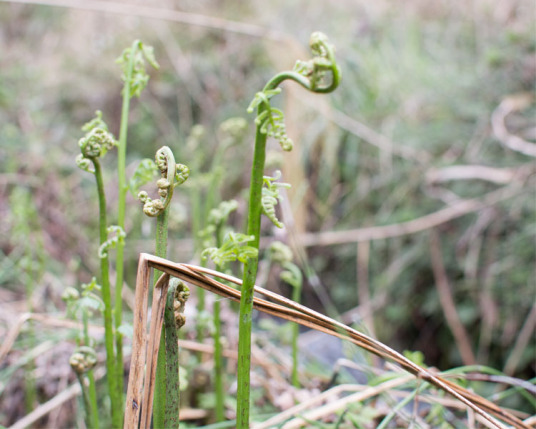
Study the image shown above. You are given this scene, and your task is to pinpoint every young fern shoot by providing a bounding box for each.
[135,146,189,428]
[237,32,340,428]
[76,111,124,427]
[200,199,242,421]
[62,279,103,429]
[114,41,159,395]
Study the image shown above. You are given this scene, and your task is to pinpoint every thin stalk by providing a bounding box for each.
[376,382,426,429]
[153,207,170,429]
[290,279,301,388]
[93,158,121,427]
[188,186,207,346]
[83,308,100,429]
[114,40,138,403]
[77,373,95,429]
[214,225,225,422]
[213,299,224,421]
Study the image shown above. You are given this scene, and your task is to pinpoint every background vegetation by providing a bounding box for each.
[1,0,534,427]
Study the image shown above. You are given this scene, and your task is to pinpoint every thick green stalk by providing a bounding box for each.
[164,281,180,428]
[93,159,121,428]
[153,207,170,429]
[114,40,137,401]
[236,119,267,428]
[236,33,340,427]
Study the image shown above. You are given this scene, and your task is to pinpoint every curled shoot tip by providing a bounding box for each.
[262,171,290,229]
[295,31,341,93]
[139,146,189,217]
[82,110,108,133]
[208,199,239,228]
[117,40,160,98]
[280,262,303,289]
[170,278,190,329]
[98,226,126,258]
[76,112,117,172]
[268,241,294,265]
[70,346,98,374]
[202,232,258,266]
[219,117,248,145]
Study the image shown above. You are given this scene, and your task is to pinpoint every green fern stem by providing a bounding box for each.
[237,119,267,428]
[114,40,137,404]
[153,206,170,429]
[236,32,340,428]
[93,158,121,428]
[289,270,302,388]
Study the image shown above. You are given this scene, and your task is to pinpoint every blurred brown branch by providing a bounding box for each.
[426,163,535,185]
[492,93,536,157]
[4,0,287,40]
[299,183,528,247]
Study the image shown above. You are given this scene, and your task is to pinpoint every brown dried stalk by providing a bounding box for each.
[124,253,530,429]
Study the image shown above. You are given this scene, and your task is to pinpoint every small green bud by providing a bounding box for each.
[69,346,97,374]
[62,287,80,302]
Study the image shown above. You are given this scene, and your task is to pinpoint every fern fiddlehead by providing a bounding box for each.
[63,278,102,429]
[137,146,189,429]
[237,32,340,428]
[76,111,121,427]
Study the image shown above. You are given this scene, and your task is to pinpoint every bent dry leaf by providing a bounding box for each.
[124,254,529,429]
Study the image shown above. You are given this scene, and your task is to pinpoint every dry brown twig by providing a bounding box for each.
[503,301,536,377]
[124,253,530,429]
[429,229,476,366]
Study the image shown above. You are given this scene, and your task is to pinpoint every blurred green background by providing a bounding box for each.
[0,0,534,426]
